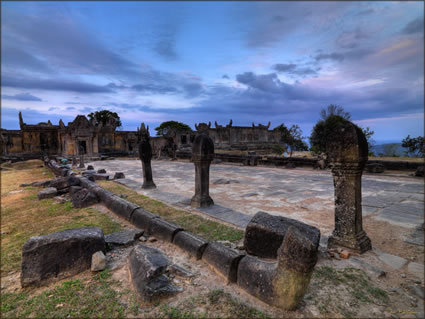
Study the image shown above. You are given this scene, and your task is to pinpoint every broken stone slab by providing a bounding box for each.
[376,250,408,270]
[408,285,425,299]
[91,251,106,272]
[20,180,52,188]
[69,186,83,196]
[202,242,245,283]
[172,231,208,259]
[130,208,160,234]
[407,262,424,277]
[21,227,105,287]
[129,245,181,302]
[349,257,386,278]
[244,211,320,259]
[82,170,96,176]
[105,229,144,248]
[114,172,125,179]
[92,173,110,181]
[71,188,99,208]
[167,264,194,278]
[149,218,184,243]
[97,169,107,174]
[237,226,319,310]
[37,187,57,200]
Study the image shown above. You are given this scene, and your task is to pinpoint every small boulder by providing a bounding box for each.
[114,172,125,179]
[97,169,107,174]
[415,166,424,177]
[91,251,106,271]
[87,165,94,170]
[37,187,57,200]
[71,189,99,208]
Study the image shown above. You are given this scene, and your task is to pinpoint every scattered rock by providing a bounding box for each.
[91,251,106,271]
[53,196,67,204]
[129,245,181,302]
[97,169,107,174]
[21,227,105,287]
[105,229,144,248]
[408,285,424,299]
[37,187,57,200]
[114,172,125,179]
[139,236,147,242]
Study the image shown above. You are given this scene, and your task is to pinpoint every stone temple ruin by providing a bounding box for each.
[0,113,282,160]
[17,117,388,312]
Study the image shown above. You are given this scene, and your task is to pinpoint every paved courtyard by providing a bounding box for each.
[87,159,424,236]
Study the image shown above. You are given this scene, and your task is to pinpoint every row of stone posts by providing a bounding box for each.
[137,120,371,254]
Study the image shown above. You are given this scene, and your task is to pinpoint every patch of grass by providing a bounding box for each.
[1,165,121,274]
[98,181,244,242]
[157,289,270,319]
[1,270,131,318]
[309,266,389,317]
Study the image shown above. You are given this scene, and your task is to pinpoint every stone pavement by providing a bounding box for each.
[87,159,424,235]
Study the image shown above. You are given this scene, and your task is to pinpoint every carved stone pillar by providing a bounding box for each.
[79,154,85,168]
[138,123,156,189]
[191,122,214,208]
[326,119,371,253]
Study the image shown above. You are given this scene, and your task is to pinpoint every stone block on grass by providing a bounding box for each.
[37,187,57,200]
[130,208,159,233]
[21,227,105,287]
[71,188,99,208]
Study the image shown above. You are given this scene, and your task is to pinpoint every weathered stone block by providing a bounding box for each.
[71,188,99,208]
[67,176,81,187]
[415,166,424,177]
[87,165,94,170]
[37,187,57,200]
[149,218,183,242]
[97,169,107,174]
[49,177,68,190]
[366,163,385,173]
[92,173,110,181]
[130,208,159,233]
[21,227,105,287]
[69,186,83,196]
[172,231,208,259]
[114,172,125,179]
[105,229,144,247]
[202,242,245,283]
[244,211,320,259]
[129,245,181,302]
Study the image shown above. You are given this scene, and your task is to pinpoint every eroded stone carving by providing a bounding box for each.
[191,123,214,208]
[138,123,156,189]
[326,119,372,253]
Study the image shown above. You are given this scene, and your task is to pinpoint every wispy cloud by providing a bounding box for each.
[2,93,42,101]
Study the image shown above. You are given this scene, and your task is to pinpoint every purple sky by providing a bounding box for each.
[1,1,423,143]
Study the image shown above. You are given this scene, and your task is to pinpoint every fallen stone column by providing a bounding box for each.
[326,119,371,253]
[191,122,214,208]
[138,123,156,189]
[237,226,318,310]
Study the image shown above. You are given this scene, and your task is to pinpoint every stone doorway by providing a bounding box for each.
[78,140,87,155]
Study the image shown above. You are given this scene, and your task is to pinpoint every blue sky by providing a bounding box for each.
[1,1,423,143]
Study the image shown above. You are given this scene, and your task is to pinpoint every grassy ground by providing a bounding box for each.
[1,161,121,275]
[98,181,244,243]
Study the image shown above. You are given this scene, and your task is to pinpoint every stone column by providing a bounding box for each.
[191,123,214,208]
[79,154,85,168]
[326,119,371,253]
[138,123,156,189]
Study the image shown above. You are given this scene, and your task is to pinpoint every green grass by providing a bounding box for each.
[98,181,244,243]
[1,270,131,318]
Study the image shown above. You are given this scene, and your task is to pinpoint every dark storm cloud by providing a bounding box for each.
[2,8,139,79]
[2,75,113,93]
[2,93,42,102]
[315,52,345,62]
[273,63,316,76]
[402,17,424,35]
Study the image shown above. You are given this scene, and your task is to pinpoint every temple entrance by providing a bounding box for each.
[78,140,87,154]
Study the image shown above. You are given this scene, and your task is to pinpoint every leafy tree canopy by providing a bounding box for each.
[320,104,351,121]
[274,124,308,156]
[87,110,122,127]
[155,121,192,136]
[402,135,424,157]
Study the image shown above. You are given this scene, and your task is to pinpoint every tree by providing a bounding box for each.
[155,121,192,136]
[274,124,308,157]
[380,144,400,157]
[309,115,348,155]
[360,127,375,155]
[320,104,351,121]
[402,135,424,157]
[88,110,122,127]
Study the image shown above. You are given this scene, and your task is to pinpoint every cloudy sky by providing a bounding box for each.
[1,1,423,143]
